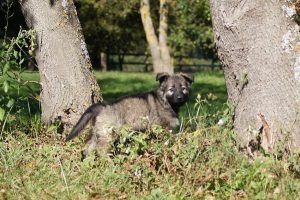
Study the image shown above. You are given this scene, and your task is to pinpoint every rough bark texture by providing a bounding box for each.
[210,1,300,152]
[20,0,101,128]
[140,0,173,74]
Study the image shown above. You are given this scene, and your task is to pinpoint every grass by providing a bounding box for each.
[2,71,300,199]
[19,70,227,103]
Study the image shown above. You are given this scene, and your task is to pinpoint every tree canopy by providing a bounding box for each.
[1,0,215,67]
[169,0,214,58]
[75,0,214,66]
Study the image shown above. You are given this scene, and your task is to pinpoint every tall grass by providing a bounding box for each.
[1,71,300,199]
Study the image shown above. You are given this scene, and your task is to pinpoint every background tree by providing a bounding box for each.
[140,0,173,74]
[209,1,300,153]
[19,0,101,128]
[74,0,214,71]
[75,0,146,69]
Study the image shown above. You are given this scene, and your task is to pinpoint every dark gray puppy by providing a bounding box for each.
[66,72,193,157]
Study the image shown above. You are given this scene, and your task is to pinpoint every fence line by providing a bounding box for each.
[101,52,221,72]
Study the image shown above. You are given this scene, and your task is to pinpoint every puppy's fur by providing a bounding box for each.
[66,72,193,157]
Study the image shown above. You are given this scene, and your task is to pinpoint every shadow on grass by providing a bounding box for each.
[97,76,157,102]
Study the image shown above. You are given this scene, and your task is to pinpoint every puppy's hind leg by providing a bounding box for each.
[82,130,97,160]
[95,127,114,159]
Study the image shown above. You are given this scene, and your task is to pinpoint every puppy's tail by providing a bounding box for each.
[66,103,103,142]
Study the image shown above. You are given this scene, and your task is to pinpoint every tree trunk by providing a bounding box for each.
[118,53,124,71]
[159,0,172,73]
[100,52,107,72]
[140,0,173,74]
[140,0,162,73]
[209,1,300,153]
[19,0,101,128]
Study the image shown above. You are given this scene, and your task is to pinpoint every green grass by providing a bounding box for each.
[2,71,300,199]
[19,70,227,103]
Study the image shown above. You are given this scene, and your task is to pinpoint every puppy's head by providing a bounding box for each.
[156,72,194,107]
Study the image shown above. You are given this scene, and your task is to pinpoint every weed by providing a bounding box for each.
[0,27,39,135]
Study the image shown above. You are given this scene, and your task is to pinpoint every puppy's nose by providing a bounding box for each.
[177,96,183,100]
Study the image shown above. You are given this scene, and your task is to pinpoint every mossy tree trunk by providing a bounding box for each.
[19,0,101,129]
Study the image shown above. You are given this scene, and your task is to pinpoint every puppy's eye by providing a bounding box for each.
[168,88,174,93]
[182,87,188,94]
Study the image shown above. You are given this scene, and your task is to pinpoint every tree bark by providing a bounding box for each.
[140,0,173,74]
[159,0,172,73]
[210,1,300,153]
[140,0,162,73]
[19,0,101,128]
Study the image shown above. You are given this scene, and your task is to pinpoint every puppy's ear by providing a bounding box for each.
[179,73,194,84]
[156,72,170,84]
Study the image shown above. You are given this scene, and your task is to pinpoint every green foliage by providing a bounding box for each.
[169,0,215,58]
[183,93,234,133]
[75,0,146,64]
[0,28,39,134]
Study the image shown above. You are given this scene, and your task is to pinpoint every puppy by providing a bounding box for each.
[66,72,193,158]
